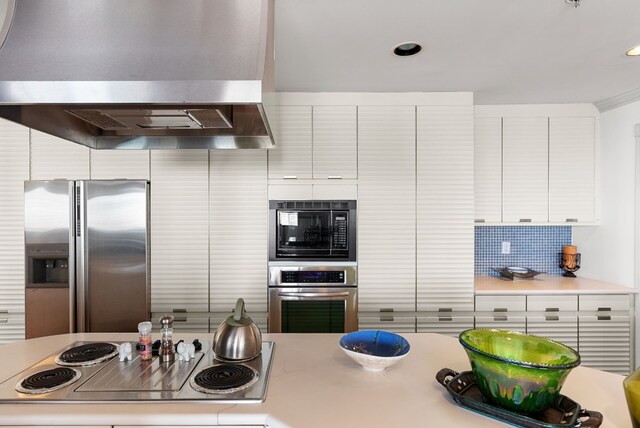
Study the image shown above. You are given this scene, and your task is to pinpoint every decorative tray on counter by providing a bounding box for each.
[492,266,545,280]
[436,369,603,428]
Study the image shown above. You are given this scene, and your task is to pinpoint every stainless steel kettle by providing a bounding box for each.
[212,298,262,361]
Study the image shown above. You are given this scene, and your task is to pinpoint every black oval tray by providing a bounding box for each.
[436,368,603,428]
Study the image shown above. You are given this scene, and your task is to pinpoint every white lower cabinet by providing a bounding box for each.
[0,313,25,344]
[578,315,631,375]
[417,315,474,337]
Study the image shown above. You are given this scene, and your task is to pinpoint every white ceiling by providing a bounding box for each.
[274,0,640,106]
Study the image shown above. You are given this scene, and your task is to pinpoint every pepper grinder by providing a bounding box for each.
[159,315,175,364]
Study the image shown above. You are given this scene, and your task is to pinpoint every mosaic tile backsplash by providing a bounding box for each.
[475,226,572,276]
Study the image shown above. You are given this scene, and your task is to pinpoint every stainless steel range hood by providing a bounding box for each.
[0,0,276,150]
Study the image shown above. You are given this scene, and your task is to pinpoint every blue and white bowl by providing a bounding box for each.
[339,330,410,372]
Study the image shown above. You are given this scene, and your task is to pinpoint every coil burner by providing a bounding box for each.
[15,367,81,394]
[55,342,119,367]
[190,364,259,394]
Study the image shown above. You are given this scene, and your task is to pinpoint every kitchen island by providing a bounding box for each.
[0,332,630,427]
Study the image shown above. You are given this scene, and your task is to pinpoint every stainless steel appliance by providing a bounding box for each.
[0,0,275,150]
[0,340,275,403]
[268,263,358,333]
[269,200,357,262]
[24,180,150,337]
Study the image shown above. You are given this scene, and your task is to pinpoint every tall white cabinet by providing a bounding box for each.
[357,106,416,314]
[0,119,29,343]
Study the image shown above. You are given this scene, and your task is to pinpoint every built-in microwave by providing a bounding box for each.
[268,200,356,262]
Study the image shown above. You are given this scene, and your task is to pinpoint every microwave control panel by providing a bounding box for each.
[281,270,345,284]
[333,215,348,249]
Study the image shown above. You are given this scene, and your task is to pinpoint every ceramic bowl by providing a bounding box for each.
[459,329,580,414]
[339,330,410,372]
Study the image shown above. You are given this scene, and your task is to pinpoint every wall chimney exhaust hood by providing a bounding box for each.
[0,0,276,150]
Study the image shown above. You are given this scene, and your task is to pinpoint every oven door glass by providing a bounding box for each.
[281,300,345,333]
[276,210,349,258]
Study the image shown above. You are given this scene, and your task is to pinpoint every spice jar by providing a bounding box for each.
[159,315,175,363]
[137,321,153,361]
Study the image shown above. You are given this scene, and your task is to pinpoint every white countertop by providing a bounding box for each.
[0,332,631,427]
[476,275,638,295]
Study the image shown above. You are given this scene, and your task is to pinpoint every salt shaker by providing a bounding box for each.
[137,321,153,361]
[159,315,175,363]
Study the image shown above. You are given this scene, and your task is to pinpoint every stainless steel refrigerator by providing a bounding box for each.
[24,180,150,337]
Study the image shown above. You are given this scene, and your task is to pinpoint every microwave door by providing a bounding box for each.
[277,210,332,257]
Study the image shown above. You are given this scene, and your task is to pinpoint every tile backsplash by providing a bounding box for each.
[475,226,572,276]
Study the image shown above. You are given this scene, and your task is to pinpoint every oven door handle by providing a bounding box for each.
[277,291,350,299]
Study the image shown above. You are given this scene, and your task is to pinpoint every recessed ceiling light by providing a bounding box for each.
[393,42,422,57]
[626,45,640,56]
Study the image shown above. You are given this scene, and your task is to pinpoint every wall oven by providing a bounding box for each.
[269,200,356,262]
[268,263,357,333]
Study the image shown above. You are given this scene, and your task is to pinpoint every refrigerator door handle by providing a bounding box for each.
[75,181,87,333]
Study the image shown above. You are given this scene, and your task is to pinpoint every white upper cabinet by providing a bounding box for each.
[357,106,416,312]
[30,131,90,180]
[90,150,150,180]
[549,117,596,223]
[474,117,502,223]
[312,106,357,179]
[150,151,209,313]
[268,106,313,179]
[416,106,474,312]
[268,105,358,181]
[502,117,549,223]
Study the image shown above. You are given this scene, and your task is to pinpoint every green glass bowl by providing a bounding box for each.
[459,329,580,414]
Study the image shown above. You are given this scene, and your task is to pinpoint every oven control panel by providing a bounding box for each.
[281,270,345,284]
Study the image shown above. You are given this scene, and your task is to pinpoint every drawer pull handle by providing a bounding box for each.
[545,308,559,312]
[597,307,611,312]
[0,319,7,323]
[475,219,485,223]
[328,176,343,180]
[283,176,298,180]
[438,316,452,322]
[380,308,394,313]
[174,317,187,323]
[519,218,532,223]
[494,316,508,322]
[380,316,394,322]
[597,315,611,321]
[173,308,187,313]
[545,316,560,321]
[0,310,8,314]
[565,218,578,223]
[494,308,508,312]
[438,308,453,313]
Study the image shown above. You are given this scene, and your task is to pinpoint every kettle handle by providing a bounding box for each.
[233,298,246,321]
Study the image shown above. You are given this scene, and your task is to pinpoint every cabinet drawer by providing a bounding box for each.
[527,295,577,312]
[359,315,415,333]
[417,316,474,338]
[579,294,631,312]
[475,315,526,333]
[475,295,526,312]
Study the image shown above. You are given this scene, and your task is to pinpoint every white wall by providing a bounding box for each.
[573,100,640,288]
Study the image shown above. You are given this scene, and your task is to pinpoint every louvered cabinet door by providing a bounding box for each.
[210,150,268,317]
[313,106,357,179]
[0,120,29,318]
[474,117,502,223]
[90,150,150,180]
[30,130,90,180]
[549,117,596,223]
[0,314,26,344]
[268,106,312,179]
[475,316,526,333]
[578,315,631,375]
[502,118,548,223]
[416,315,474,338]
[150,151,209,313]
[417,106,474,312]
[357,106,416,312]
[359,314,416,333]
[526,315,578,350]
